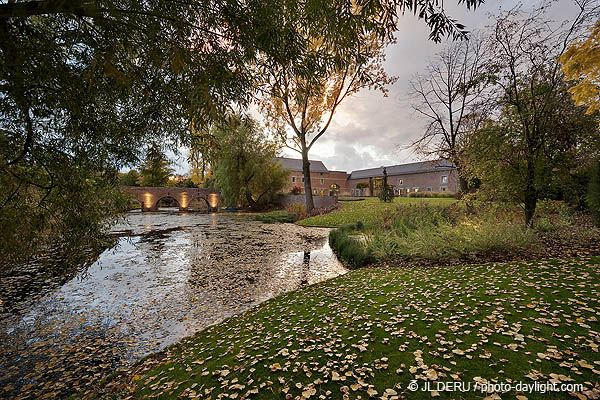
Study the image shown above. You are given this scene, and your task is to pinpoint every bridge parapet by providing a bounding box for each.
[120,186,220,212]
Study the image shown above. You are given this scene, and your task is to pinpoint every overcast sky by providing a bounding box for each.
[171,0,582,174]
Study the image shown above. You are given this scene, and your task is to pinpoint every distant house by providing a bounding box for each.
[347,159,458,196]
[277,157,458,197]
[276,157,350,196]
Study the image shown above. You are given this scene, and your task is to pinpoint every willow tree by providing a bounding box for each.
[0,0,269,265]
[1,0,484,264]
[212,115,289,209]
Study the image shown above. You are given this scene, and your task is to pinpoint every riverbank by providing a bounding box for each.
[297,198,600,270]
[95,256,600,400]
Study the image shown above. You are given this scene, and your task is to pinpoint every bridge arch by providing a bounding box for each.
[120,186,220,213]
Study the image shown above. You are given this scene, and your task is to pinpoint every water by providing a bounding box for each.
[0,211,346,399]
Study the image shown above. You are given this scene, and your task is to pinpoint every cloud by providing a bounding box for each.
[172,0,580,175]
[288,0,582,173]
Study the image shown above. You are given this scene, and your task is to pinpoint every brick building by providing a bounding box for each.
[277,157,458,197]
[277,157,350,196]
[347,159,458,196]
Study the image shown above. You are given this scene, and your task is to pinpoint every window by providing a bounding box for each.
[440,186,447,192]
[320,178,324,184]
[313,188,318,195]
[413,187,419,192]
[398,178,403,185]
[426,187,432,191]
[291,176,296,183]
[406,188,410,193]
[441,175,448,184]
[301,177,305,183]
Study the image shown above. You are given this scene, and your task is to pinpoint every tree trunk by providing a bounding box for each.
[301,147,314,214]
[452,158,468,195]
[524,156,537,227]
[245,191,258,210]
[459,176,469,194]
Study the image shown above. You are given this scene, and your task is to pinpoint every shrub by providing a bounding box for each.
[534,216,555,232]
[366,219,537,263]
[329,223,371,268]
[408,191,454,198]
[535,199,573,217]
[290,186,302,195]
[365,202,538,263]
[285,202,307,220]
[378,187,395,202]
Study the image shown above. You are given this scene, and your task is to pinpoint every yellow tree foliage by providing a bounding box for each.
[258,31,395,211]
[559,21,600,114]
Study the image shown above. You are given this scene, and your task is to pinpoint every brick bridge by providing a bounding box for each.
[120,186,220,212]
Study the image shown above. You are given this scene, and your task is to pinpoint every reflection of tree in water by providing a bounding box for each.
[0,245,108,316]
[301,251,310,286]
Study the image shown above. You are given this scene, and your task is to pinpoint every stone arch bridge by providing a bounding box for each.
[120,186,220,212]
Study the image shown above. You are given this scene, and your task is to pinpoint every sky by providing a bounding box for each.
[171,0,582,174]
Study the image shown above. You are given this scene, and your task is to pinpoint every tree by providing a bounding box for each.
[260,37,393,212]
[260,31,394,213]
[138,145,174,187]
[188,149,212,187]
[1,0,484,263]
[213,115,289,209]
[378,167,395,202]
[119,170,140,186]
[176,178,198,188]
[0,0,265,264]
[559,20,600,115]
[408,34,489,192]
[468,1,598,226]
[465,79,600,224]
[259,0,485,213]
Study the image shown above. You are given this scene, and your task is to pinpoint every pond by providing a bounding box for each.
[0,211,346,399]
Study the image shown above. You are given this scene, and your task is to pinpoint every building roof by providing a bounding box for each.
[276,157,329,173]
[348,159,455,180]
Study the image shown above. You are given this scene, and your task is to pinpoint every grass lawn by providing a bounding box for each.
[297,197,456,228]
[100,257,600,399]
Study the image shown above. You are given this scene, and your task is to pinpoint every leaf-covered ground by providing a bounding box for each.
[97,257,600,400]
[297,198,456,228]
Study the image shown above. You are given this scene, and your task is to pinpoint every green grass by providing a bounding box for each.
[297,197,456,228]
[255,210,298,223]
[99,258,600,400]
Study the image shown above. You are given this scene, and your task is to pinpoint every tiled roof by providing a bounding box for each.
[348,159,455,180]
[276,157,329,173]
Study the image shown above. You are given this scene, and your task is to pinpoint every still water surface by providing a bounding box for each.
[0,211,345,399]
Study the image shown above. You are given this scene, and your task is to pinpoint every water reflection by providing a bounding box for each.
[301,251,311,286]
[0,212,346,399]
